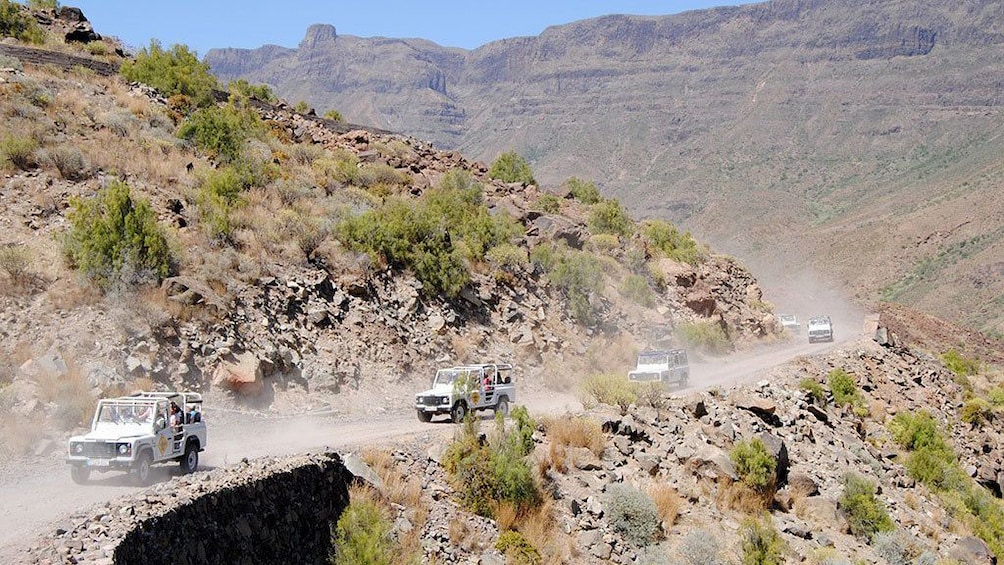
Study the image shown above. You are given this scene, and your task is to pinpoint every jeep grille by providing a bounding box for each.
[418,395,443,406]
[79,442,117,458]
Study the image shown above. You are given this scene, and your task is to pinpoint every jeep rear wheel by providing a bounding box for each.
[417,410,433,423]
[70,465,90,485]
[494,396,509,418]
[132,451,153,486]
[180,441,199,474]
[451,402,468,423]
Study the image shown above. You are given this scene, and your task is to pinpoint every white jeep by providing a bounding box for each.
[628,349,690,388]
[66,391,207,486]
[415,363,515,423]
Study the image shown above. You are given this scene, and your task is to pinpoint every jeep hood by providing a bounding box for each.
[73,425,153,442]
[416,383,453,397]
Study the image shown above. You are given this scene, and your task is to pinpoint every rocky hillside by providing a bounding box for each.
[205,0,1004,333]
[23,327,1004,564]
[0,4,777,455]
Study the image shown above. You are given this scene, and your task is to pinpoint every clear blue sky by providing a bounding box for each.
[69,1,744,57]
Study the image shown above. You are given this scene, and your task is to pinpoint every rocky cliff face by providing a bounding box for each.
[205,0,1004,333]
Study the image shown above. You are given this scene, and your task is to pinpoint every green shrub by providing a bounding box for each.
[488,151,536,185]
[26,0,58,10]
[332,496,394,565]
[588,199,634,237]
[564,177,601,204]
[529,243,560,274]
[0,244,32,289]
[356,162,410,190]
[549,250,604,324]
[676,529,726,565]
[988,387,1004,408]
[120,40,217,107]
[620,274,654,307]
[0,134,38,170]
[800,378,826,405]
[323,109,344,122]
[178,103,263,163]
[731,439,777,492]
[580,373,637,414]
[638,219,703,265]
[941,349,980,377]
[961,397,993,427]
[485,243,528,274]
[0,1,45,44]
[888,411,966,491]
[533,193,560,213]
[63,180,173,289]
[294,100,311,113]
[604,483,659,546]
[739,516,785,565]
[589,233,620,253]
[679,320,731,354]
[442,408,541,518]
[227,78,277,103]
[495,530,541,565]
[827,369,860,407]
[838,473,894,539]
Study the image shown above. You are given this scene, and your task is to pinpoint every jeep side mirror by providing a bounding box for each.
[155,417,166,431]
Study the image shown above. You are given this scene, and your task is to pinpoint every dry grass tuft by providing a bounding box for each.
[360,448,425,512]
[448,515,480,551]
[516,499,571,564]
[649,483,683,528]
[717,478,774,514]
[541,414,605,457]
[492,500,519,532]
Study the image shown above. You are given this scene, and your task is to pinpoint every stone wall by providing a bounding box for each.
[25,453,351,565]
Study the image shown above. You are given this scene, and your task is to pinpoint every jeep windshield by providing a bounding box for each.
[93,400,159,433]
[637,352,669,365]
[433,368,475,387]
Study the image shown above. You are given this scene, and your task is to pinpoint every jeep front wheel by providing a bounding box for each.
[495,396,510,418]
[70,465,90,485]
[132,451,153,486]
[417,410,433,423]
[180,441,199,474]
[451,402,468,423]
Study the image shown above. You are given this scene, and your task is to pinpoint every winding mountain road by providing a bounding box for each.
[0,328,860,562]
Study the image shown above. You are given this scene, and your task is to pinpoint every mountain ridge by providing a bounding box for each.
[205,0,1004,332]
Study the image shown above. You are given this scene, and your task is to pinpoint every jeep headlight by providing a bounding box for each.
[117,443,131,456]
[440,396,450,405]
[72,442,83,455]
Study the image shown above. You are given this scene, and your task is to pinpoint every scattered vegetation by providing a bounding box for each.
[619,274,654,307]
[940,349,980,377]
[533,192,561,213]
[826,368,868,416]
[0,244,35,293]
[960,397,993,427]
[0,134,39,171]
[676,529,726,565]
[888,411,1004,558]
[729,438,778,510]
[62,180,174,290]
[442,408,540,519]
[603,483,660,546]
[120,40,217,108]
[495,530,541,565]
[488,151,536,185]
[638,219,703,265]
[178,103,264,163]
[564,177,601,204]
[331,487,395,565]
[679,320,731,354]
[739,516,785,565]
[0,0,44,44]
[799,378,826,405]
[579,373,637,414]
[227,79,277,103]
[588,199,634,237]
[838,473,894,540]
[544,248,604,324]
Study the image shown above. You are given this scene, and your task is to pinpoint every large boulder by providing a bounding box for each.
[212,352,264,396]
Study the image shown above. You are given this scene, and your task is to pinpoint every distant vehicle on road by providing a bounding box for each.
[627,349,689,388]
[415,363,515,423]
[807,316,834,343]
[779,314,801,335]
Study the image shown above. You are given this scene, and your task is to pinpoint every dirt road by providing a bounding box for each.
[0,330,858,562]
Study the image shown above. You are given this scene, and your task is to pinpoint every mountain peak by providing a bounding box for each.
[300,23,336,50]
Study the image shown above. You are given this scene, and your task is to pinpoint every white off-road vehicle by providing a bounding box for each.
[628,349,690,388]
[807,316,834,343]
[67,391,207,486]
[415,363,515,423]
[779,314,801,335]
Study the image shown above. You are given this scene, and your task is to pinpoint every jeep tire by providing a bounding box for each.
[132,451,153,487]
[451,402,468,424]
[417,410,433,423]
[180,440,199,474]
[494,396,509,418]
[70,465,90,485]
